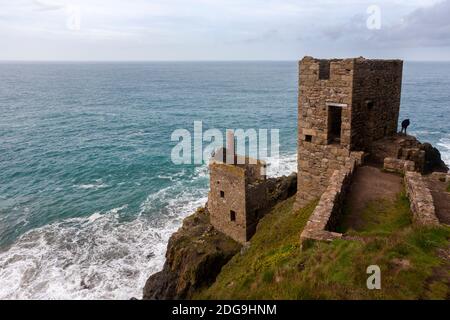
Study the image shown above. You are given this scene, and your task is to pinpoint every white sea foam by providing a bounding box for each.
[75,179,109,190]
[265,153,297,177]
[0,195,203,300]
[409,130,442,136]
[157,170,187,182]
[437,135,450,166]
[0,179,209,300]
[86,212,103,224]
[0,154,295,300]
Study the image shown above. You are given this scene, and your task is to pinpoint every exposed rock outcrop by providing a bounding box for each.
[143,207,241,300]
[421,142,448,173]
[266,172,298,204]
[370,134,448,173]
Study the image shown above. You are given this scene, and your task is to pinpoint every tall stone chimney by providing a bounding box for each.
[226,129,235,164]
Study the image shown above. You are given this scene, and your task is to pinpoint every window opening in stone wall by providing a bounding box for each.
[319,60,331,80]
[220,190,225,198]
[230,210,236,222]
[328,105,342,144]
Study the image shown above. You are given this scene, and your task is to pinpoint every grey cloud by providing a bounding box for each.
[243,29,283,44]
[379,0,450,47]
[322,0,450,48]
[321,14,366,40]
[33,0,65,12]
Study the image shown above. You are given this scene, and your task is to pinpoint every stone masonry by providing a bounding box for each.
[383,157,415,174]
[296,57,403,209]
[208,150,267,244]
[371,134,448,173]
[300,159,356,244]
[404,171,440,226]
[208,56,445,245]
[208,148,299,244]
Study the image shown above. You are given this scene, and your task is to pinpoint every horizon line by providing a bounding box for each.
[1,59,450,63]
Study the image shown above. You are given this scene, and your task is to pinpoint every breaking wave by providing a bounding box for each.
[437,135,450,166]
[0,154,297,300]
[0,205,181,299]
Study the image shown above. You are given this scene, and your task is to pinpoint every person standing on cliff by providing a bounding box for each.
[401,119,410,135]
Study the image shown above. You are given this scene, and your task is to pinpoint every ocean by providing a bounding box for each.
[0,61,449,299]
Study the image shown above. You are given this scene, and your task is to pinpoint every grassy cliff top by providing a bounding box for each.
[196,194,450,300]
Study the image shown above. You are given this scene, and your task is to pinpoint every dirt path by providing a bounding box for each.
[342,166,403,231]
[424,176,450,225]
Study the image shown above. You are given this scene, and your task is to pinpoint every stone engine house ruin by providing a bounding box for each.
[207,56,447,245]
[295,56,403,208]
[207,146,267,244]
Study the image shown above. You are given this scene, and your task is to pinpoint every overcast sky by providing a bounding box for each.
[1,0,449,61]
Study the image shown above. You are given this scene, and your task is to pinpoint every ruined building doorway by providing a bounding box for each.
[328,105,342,144]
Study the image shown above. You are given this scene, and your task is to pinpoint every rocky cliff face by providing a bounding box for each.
[421,142,448,173]
[143,173,297,300]
[143,206,241,300]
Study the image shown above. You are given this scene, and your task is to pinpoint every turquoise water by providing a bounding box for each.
[0,61,449,299]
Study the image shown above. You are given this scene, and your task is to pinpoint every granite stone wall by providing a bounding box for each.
[296,57,403,209]
[404,171,439,226]
[351,59,403,151]
[369,134,448,174]
[245,179,269,239]
[384,157,415,174]
[296,57,354,208]
[300,159,356,244]
[208,162,249,243]
[208,157,291,244]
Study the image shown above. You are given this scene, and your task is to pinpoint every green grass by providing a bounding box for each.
[195,194,450,300]
[337,192,412,236]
